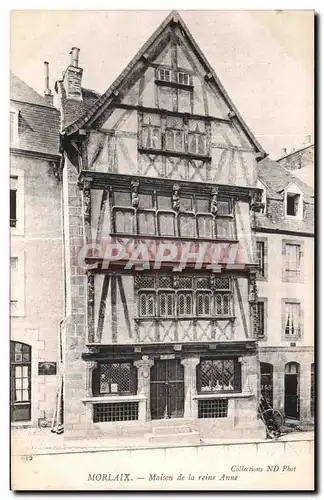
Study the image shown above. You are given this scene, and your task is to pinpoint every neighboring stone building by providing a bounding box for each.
[253,157,314,422]
[53,10,268,441]
[277,140,314,189]
[10,72,62,427]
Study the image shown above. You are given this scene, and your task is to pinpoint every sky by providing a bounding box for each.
[10,9,314,159]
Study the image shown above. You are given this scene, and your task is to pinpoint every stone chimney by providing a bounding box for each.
[281,148,287,157]
[63,47,83,101]
[43,61,53,105]
[304,134,312,145]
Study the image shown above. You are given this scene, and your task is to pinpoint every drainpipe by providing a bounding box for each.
[51,152,71,434]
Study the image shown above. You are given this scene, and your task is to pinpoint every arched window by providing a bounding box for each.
[10,341,31,422]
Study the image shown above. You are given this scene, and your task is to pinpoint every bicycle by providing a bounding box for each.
[258,402,285,440]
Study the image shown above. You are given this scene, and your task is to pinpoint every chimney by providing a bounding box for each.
[281,148,287,157]
[43,61,53,105]
[63,46,83,101]
[70,47,80,67]
[305,134,312,145]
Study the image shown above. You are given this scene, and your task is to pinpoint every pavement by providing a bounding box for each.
[11,426,315,457]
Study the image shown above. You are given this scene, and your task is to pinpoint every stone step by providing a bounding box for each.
[148,431,201,445]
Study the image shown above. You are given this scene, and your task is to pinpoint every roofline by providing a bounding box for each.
[62,10,266,156]
[253,227,314,238]
[276,143,314,162]
[10,98,58,111]
[10,147,60,162]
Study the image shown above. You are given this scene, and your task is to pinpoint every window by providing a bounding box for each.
[188,131,206,155]
[10,169,24,235]
[198,399,228,419]
[92,362,137,396]
[157,68,171,82]
[166,129,184,152]
[142,126,161,150]
[286,193,300,217]
[136,274,234,319]
[10,342,31,422]
[285,244,301,279]
[284,302,301,338]
[140,113,209,158]
[177,71,191,86]
[10,176,17,228]
[257,301,265,339]
[197,358,241,393]
[112,188,235,240]
[256,241,265,277]
[93,402,139,422]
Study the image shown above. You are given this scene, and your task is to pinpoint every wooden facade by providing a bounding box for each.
[59,11,266,439]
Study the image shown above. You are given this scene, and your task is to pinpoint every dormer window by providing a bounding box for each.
[177,71,191,86]
[286,193,300,217]
[157,68,171,82]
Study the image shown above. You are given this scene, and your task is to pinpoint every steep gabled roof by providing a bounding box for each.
[11,72,52,107]
[62,10,266,156]
[10,73,60,156]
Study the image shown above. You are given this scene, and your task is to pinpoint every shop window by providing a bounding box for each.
[197,358,241,393]
[92,362,137,396]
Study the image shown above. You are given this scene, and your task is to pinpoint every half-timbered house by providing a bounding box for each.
[55,11,267,441]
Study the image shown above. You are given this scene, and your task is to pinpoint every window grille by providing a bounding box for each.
[196,277,209,289]
[98,362,136,395]
[158,275,173,288]
[215,293,231,316]
[136,275,233,319]
[197,292,211,316]
[93,402,139,422]
[139,292,155,317]
[285,244,301,278]
[198,399,228,418]
[159,292,174,317]
[214,277,230,290]
[199,359,235,393]
[135,275,155,289]
[284,302,301,337]
[178,276,193,289]
[178,292,193,316]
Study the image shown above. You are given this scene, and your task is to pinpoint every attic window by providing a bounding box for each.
[177,72,191,86]
[286,193,300,217]
[157,68,171,83]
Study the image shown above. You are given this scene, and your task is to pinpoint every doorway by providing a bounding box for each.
[10,341,32,422]
[150,359,184,419]
[284,362,300,419]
